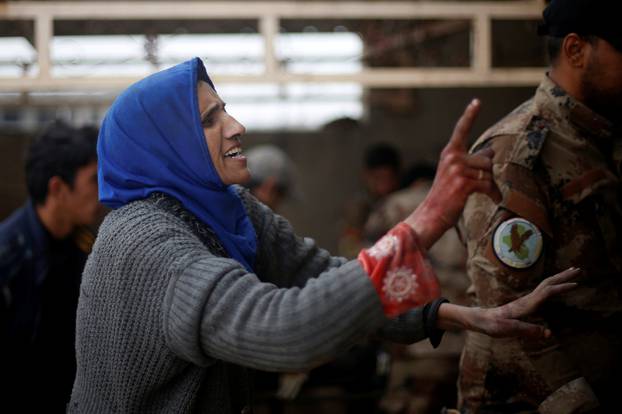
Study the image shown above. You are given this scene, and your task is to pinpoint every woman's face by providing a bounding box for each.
[197,80,249,185]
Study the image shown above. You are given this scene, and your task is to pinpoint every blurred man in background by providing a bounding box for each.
[247,144,389,414]
[361,143,401,203]
[364,163,469,413]
[459,0,622,412]
[0,121,101,412]
[245,144,297,211]
[339,143,401,258]
[365,163,468,305]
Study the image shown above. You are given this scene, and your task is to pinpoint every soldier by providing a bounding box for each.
[339,143,401,258]
[458,0,622,413]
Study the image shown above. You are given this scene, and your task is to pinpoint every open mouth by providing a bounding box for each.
[224,147,243,158]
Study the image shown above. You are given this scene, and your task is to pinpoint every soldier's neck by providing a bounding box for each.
[549,69,586,105]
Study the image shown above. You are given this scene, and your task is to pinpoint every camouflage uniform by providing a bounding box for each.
[458,76,622,414]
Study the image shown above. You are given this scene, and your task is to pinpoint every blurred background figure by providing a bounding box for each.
[247,144,389,414]
[365,163,468,301]
[364,163,436,242]
[0,121,101,412]
[245,144,305,412]
[362,143,402,202]
[245,144,297,212]
[365,163,469,413]
[339,143,401,258]
[338,153,470,414]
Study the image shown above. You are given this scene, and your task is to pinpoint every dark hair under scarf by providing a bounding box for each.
[98,57,257,271]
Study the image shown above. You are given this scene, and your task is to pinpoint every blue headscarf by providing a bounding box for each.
[98,57,257,271]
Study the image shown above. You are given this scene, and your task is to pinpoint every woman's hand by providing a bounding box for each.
[437,267,580,339]
[405,99,502,249]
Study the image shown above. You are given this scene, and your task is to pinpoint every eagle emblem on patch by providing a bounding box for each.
[493,218,543,269]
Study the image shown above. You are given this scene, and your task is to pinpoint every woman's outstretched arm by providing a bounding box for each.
[436,267,580,338]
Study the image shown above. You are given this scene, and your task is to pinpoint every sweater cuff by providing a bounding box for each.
[358,222,440,317]
[423,297,449,348]
[376,307,427,344]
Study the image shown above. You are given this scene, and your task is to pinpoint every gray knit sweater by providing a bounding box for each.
[69,188,429,413]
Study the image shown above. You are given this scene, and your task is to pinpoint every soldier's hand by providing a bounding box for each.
[405,99,502,249]
[470,267,580,339]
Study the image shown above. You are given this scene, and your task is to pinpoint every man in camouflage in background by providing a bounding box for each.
[458,0,622,413]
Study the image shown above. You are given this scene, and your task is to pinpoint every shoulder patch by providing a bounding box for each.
[492,218,543,269]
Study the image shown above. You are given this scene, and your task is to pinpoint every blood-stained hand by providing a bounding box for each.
[405,99,502,249]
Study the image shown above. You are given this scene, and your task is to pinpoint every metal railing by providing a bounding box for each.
[0,0,547,92]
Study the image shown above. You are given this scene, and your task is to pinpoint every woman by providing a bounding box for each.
[69,58,577,413]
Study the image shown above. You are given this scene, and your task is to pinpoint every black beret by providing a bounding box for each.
[538,0,622,52]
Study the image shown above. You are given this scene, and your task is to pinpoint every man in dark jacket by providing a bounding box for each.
[0,121,100,412]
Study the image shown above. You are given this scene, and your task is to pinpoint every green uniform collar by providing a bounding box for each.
[537,75,615,142]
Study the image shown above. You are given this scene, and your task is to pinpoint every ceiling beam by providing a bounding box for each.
[3,1,542,19]
[0,1,547,92]
[0,68,544,91]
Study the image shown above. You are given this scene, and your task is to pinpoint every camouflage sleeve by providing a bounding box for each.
[460,135,600,413]
[462,135,549,307]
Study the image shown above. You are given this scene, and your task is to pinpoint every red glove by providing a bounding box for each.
[358,222,440,317]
